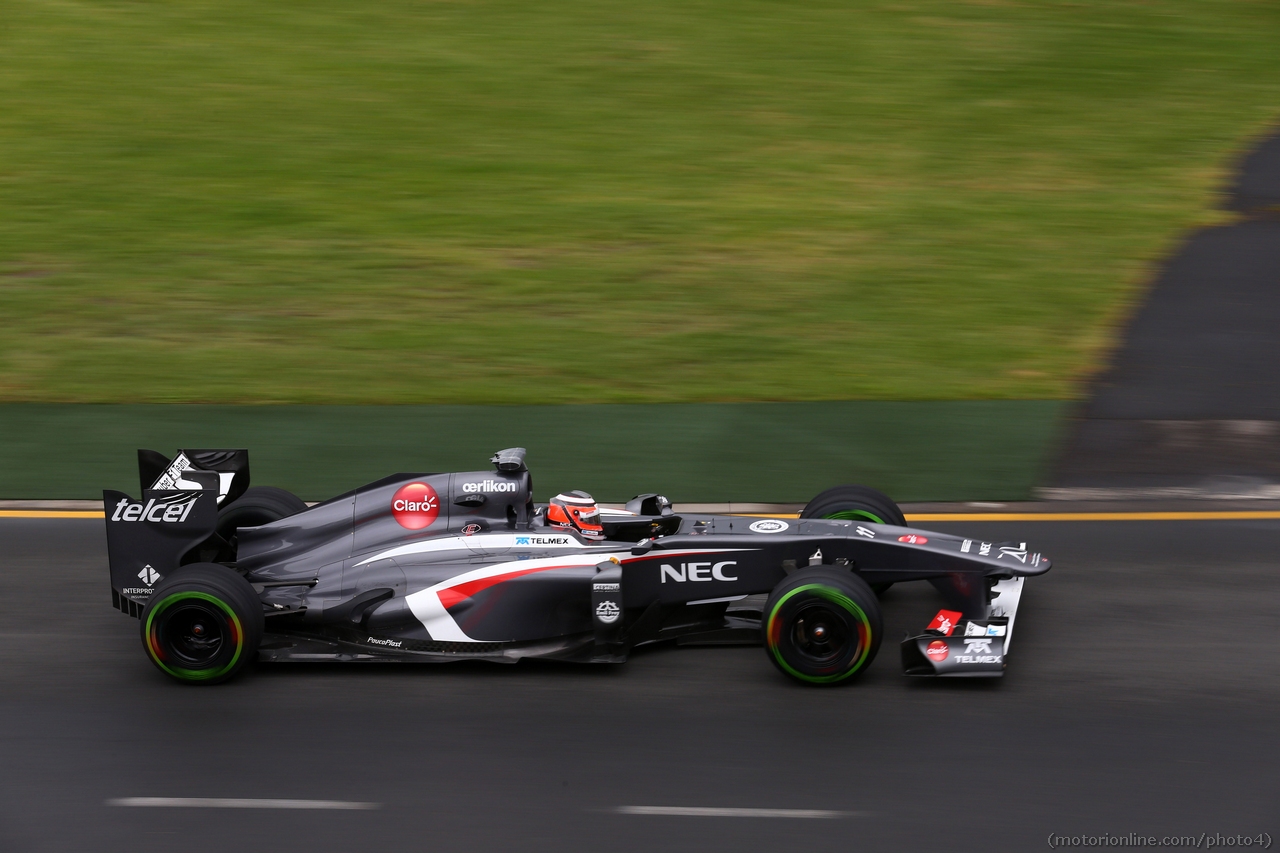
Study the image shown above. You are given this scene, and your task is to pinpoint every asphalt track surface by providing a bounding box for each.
[1053,128,1280,488]
[1,517,1276,852]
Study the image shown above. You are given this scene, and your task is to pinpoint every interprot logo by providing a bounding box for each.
[392,482,440,529]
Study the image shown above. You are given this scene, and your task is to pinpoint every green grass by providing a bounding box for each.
[1,0,1278,404]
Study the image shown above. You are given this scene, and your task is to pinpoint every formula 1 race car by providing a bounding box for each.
[104,448,1051,685]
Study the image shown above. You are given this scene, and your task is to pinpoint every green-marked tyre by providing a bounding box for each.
[763,567,882,685]
[140,563,263,685]
[800,484,907,527]
[800,485,906,593]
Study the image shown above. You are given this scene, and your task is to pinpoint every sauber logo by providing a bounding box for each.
[462,480,517,494]
[110,495,199,524]
[660,561,738,583]
[391,482,440,530]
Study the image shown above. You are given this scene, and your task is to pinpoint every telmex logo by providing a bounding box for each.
[110,495,199,524]
[462,480,517,493]
[660,561,738,583]
[515,536,571,546]
[392,482,440,530]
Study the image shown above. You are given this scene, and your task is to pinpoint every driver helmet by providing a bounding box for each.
[547,491,604,541]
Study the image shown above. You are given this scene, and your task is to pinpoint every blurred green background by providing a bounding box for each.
[1,0,1276,497]
[0,402,1064,501]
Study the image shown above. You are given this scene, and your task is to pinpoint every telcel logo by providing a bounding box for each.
[660,561,738,583]
[392,482,440,529]
[110,495,198,524]
[462,480,517,494]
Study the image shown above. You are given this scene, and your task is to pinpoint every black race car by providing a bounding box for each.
[104,447,1050,685]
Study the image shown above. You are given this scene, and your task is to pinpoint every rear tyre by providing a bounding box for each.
[763,567,882,685]
[140,564,263,684]
[215,486,307,543]
[799,484,907,527]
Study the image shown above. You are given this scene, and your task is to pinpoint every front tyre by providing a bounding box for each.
[763,567,882,685]
[140,564,263,684]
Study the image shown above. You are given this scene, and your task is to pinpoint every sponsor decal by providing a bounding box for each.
[593,582,620,591]
[926,609,963,636]
[748,519,789,534]
[461,522,483,536]
[925,640,950,662]
[898,534,928,545]
[137,564,161,586]
[514,536,573,546]
[955,638,1002,664]
[595,600,621,623]
[659,561,739,583]
[461,480,518,494]
[391,482,440,530]
[979,542,991,556]
[998,543,1028,563]
[855,526,876,539]
[367,637,403,648]
[964,622,1007,637]
[110,494,199,524]
[122,587,154,595]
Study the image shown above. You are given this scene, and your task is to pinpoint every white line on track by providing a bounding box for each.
[616,806,857,819]
[106,797,380,810]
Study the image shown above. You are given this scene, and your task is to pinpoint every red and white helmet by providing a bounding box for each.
[547,491,604,541]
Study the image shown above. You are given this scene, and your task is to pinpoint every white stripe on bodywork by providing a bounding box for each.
[355,532,604,567]
[402,546,758,642]
[685,595,748,606]
[405,551,630,641]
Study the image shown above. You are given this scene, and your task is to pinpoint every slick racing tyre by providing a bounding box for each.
[140,564,263,684]
[800,485,906,594]
[215,486,308,544]
[763,567,882,686]
[799,484,907,527]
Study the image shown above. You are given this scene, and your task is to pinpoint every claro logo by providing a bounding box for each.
[110,495,199,524]
[660,561,738,583]
[391,482,440,530]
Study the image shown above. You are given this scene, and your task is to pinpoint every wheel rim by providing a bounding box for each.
[789,603,851,665]
[766,584,873,683]
[821,509,885,524]
[145,591,244,681]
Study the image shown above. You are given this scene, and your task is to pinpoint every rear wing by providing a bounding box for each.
[137,448,250,506]
[104,448,249,617]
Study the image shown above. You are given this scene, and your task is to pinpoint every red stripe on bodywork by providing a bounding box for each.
[437,566,566,610]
